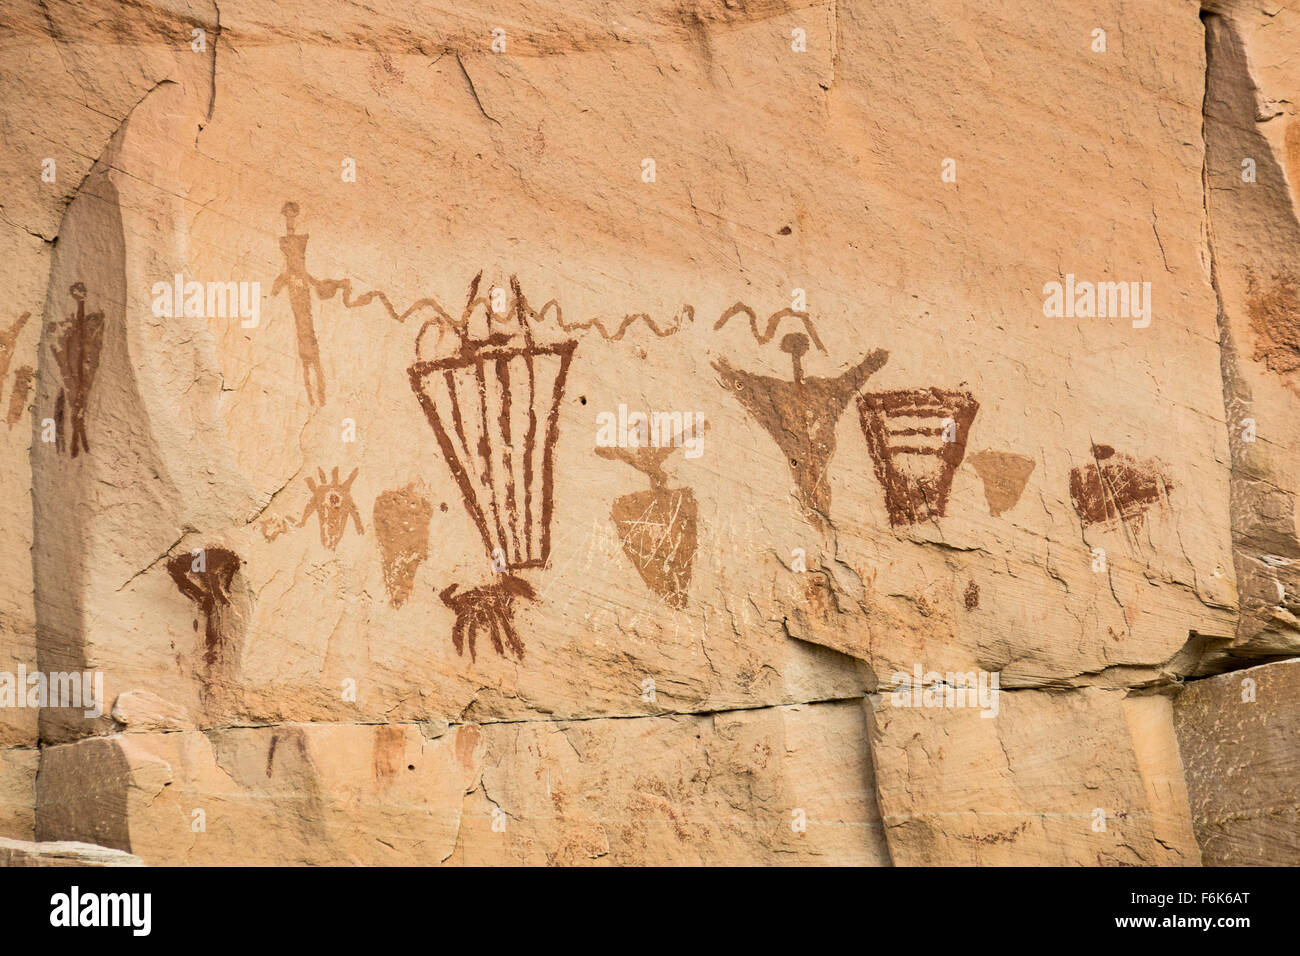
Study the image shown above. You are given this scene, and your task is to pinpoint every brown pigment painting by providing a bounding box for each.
[596,441,699,608]
[714,329,888,530]
[857,388,979,527]
[14,1,1300,873]
[373,484,434,608]
[5,364,32,429]
[166,547,247,696]
[409,276,576,661]
[0,311,30,394]
[50,283,104,458]
[967,450,1036,518]
[1068,444,1174,531]
[300,467,365,550]
[1,308,34,429]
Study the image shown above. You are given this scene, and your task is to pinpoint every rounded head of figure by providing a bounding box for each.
[780,332,810,359]
[281,201,301,234]
[69,282,86,302]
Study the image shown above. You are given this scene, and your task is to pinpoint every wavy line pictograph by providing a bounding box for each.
[274,201,697,405]
[714,301,826,353]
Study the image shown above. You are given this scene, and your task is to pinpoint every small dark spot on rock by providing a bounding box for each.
[963,579,980,610]
[778,225,792,235]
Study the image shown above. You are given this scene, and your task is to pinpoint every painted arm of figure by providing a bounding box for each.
[0,312,31,383]
[298,474,321,527]
[0,312,30,352]
[81,314,105,385]
[595,444,674,488]
[841,348,890,394]
[711,355,758,392]
[342,467,364,534]
[50,331,71,382]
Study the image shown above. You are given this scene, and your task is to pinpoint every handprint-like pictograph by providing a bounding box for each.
[299,466,365,550]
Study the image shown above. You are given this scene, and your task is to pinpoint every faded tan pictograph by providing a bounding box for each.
[410,268,693,347]
[454,724,481,771]
[373,483,434,608]
[299,467,364,550]
[0,311,34,430]
[713,304,888,530]
[1068,443,1174,533]
[259,513,296,542]
[370,724,406,789]
[50,283,105,457]
[367,50,406,95]
[857,388,979,527]
[504,289,692,343]
[1244,269,1300,395]
[273,203,328,406]
[258,726,333,852]
[410,275,577,662]
[596,437,700,609]
[967,450,1036,518]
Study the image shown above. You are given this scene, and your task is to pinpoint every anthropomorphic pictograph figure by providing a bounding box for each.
[299,466,364,550]
[166,547,248,705]
[0,312,33,430]
[51,283,104,457]
[714,324,888,531]
[272,202,327,406]
[596,440,699,608]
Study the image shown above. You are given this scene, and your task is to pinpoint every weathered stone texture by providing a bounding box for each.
[1174,659,1300,865]
[0,0,1297,865]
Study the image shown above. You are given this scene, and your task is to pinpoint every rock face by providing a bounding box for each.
[870,689,1201,865]
[0,0,1297,865]
[0,837,143,867]
[1174,660,1300,865]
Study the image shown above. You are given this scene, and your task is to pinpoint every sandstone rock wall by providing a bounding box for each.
[0,0,1297,865]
